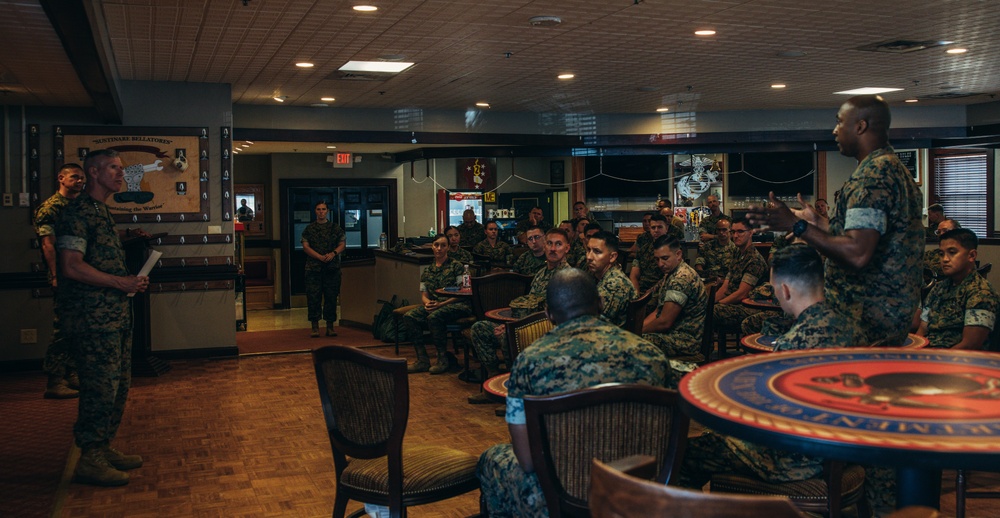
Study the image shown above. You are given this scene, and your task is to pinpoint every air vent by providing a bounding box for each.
[918,92,981,100]
[326,71,390,82]
[856,39,946,54]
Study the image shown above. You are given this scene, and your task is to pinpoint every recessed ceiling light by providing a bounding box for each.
[241,144,250,148]
[326,145,337,149]
[905,99,919,103]
[296,62,314,68]
[320,97,335,102]
[244,141,254,144]
[273,95,287,102]
[694,29,716,36]
[771,84,786,89]
[656,107,669,112]
[339,60,414,73]
[946,47,968,54]
[834,87,903,95]
[353,5,378,11]
[475,102,490,108]
[557,73,575,80]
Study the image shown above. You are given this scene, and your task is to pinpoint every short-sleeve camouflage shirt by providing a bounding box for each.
[448,247,473,264]
[722,244,767,298]
[34,192,72,282]
[631,242,665,293]
[530,261,571,296]
[923,248,943,279]
[505,314,667,425]
[772,302,862,351]
[649,261,707,346]
[419,258,467,303]
[695,239,736,279]
[301,220,347,271]
[826,146,924,346]
[596,265,637,327]
[459,222,486,247]
[566,239,588,269]
[54,193,131,333]
[512,251,546,276]
[473,239,513,268]
[634,231,652,251]
[921,271,999,348]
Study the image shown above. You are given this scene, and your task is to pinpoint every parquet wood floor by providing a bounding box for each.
[56,346,507,517]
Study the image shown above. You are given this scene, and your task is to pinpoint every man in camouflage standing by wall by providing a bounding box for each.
[301,201,347,338]
[56,149,150,486]
[35,163,86,399]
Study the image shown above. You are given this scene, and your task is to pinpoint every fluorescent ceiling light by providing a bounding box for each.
[905,99,919,103]
[273,95,287,102]
[656,107,669,112]
[557,73,575,80]
[834,87,903,95]
[339,60,414,73]
[320,97,335,102]
[475,102,490,108]
[771,84,786,89]
[353,5,378,11]
[946,48,968,54]
[296,62,314,68]
[327,145,337,149]
[694,29,716,36]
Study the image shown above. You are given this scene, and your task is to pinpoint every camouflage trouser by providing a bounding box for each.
[740,311,794,336]
[713,304,761,334]
[403,302,472,352]
[678,431,824,488]
[642,332,699,359]
[864,465,896,515]
[305,267,342,323]
[43,301,75,378]
[477,443,548,517]
[70,329,132,450]
[471,320,504,371]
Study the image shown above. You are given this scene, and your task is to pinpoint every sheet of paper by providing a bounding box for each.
[128,250,162,298]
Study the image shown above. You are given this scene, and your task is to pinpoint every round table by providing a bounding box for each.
[484,307,518,323]
[679,348,1000,509]
[435,287,472,298]
[740,298,782,311]
[483,373,510,399]
[739,333,930,354]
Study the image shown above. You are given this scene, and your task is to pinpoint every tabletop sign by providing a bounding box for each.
[333,152,353,169]
[682,348,1000,452]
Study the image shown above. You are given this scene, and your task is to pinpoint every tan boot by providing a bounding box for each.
[407,345,431,373]
[44,376,79,399]
[429,350,451,375]
[310,321,320,338]
[65,372,80,390]
[325,322,337,337]
[74,448,129,486]
[103,445,143,470]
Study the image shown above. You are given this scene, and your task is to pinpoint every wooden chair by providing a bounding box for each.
[504,311,554,362]
[622,290,652,335]
[523,383,691,517]
[710,460,867,518]
[311,346,480,517]
[701,283,719,364]
[955,470,1000,518]
[590,457,806,518]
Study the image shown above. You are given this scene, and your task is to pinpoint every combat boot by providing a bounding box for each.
[102,445,143,470]
[407,345,430,373]
[74,448,129,486]
[310,321,320,338]
[65,371,80,390]
[326,322,337,337]
[429,348,451,375]
[44,375,79,399]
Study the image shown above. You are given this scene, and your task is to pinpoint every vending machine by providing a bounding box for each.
[436,189,484,230]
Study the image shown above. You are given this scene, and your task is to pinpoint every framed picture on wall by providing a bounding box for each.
[896,149,921,185]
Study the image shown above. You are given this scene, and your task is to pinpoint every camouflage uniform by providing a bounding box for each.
[922,248,943,280]
[595,265,637,327]
[633,231,652,251]
[34,192,76,379]
[403,258,472,353]
[767,232,793,260]
[566,239,587,269]
[473,239,513,269]
[668,218,685,241]
[448,246,473,264]
[55,193,133,450]
[712,245,768,333]
[458,221,486,248]
[740,311,794,337]
[512,251,546,276]
[826,146,924,346]
[642,262,706,359]
[470,262,570,374]
[477,314,667,517]
[921,271,999,348]
[695,239,735,280]
[630,242,664,294]
[301,220,347,323]
[699,213,725,236]
[772,302,862,351]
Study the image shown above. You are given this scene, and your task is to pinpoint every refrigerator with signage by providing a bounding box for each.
[437,189,483,230]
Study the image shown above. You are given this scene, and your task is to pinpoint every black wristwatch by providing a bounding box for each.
[792,219,808,237]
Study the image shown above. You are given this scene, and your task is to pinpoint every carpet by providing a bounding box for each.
[0,372,77,518]
[236,326,395,355]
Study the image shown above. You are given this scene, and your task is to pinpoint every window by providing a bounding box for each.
[929,150,994,238]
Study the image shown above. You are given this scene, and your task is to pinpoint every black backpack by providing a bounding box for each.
[372,295,408,342]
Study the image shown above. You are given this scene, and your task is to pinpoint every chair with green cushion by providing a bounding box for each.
[312,345,480,517]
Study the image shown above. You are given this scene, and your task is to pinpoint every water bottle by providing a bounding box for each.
[429,227,436,237]
[462,264,471,289]
[379,232,387,251]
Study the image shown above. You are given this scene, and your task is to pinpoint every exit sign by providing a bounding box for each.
[333,152,353,168]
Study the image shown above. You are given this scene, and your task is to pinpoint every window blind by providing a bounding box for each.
[932,153,988,237]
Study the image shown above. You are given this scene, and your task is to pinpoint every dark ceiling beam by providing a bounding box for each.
[40,0,123,124]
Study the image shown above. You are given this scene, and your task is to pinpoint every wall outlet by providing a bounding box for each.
[2,193,12,207]
[18,193,30,207]
[208,225,222,234]
[20,329,38,344]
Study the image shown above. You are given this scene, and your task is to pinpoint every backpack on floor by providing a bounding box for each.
[373,295,407,342]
